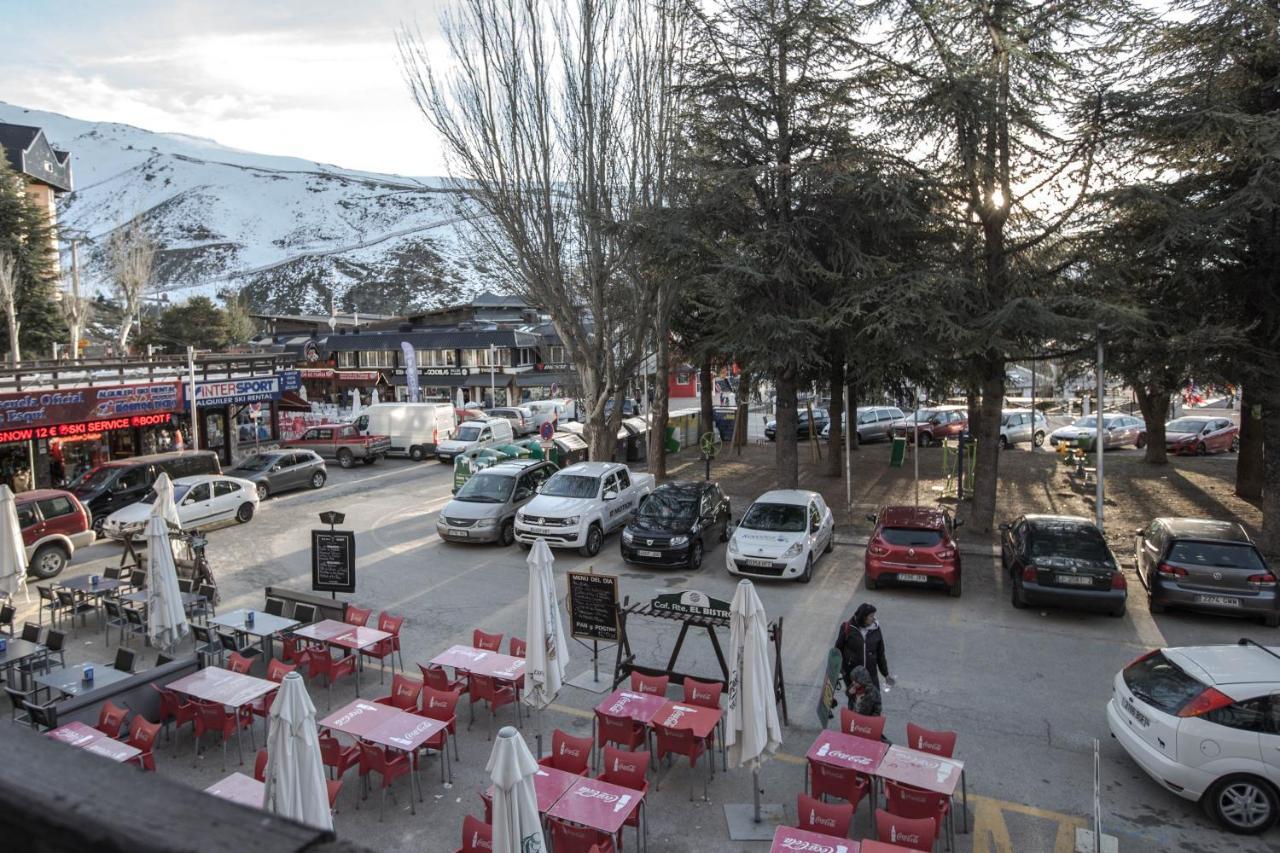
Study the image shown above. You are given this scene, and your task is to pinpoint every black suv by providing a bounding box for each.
[70,450,221,534]
[620,481,731,570]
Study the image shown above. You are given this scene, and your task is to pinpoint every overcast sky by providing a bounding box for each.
[0,0,449,176]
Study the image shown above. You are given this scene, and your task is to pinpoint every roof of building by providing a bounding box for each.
[331,328,542,349]
[0,122,72,191]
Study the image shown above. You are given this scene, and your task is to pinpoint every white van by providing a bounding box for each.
[526,399,577,429]
[435,417,515,463]
[358,402,458,461]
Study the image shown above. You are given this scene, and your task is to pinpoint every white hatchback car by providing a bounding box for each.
[725,489,834,583]
[102,474,260,539]
[1107,640,1280,834]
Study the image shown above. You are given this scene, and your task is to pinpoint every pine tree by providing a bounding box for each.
[0,152,65,361]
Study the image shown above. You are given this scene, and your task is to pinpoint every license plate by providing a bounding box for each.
[1195,594,1241,608]
[449,529,469,538]
[1121,695,1150,727]
[1056,574,1094,586]
[898,573,929,583]
[637,550,661,558]
[527,526,553,535]
[744,558,773,567]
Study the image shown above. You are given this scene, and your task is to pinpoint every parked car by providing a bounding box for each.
[890,406,968,446]
[283,423,391,469]
[819,406,907,443]
[455,402,487,424]
[437,459,558,546]
[620,480,732,570]
[15,489,95,578]
[357,402,458,459]
[1134,517,1277,626]
[1163,416,1240,456]
[726,489,834,583]
[228,450,327,501]
[526,399,576,429]
[999,408,1049,448]
[102,474,259,539]
[764,409,830,441]
[486,406,537,436]
[436,417,516,464]
[1107,640,1280,834]
[70,450,222,535]
[515,461,654,556]
[865,505,962,596]
[1047,413,1145,451]
[1001,514,1127,616]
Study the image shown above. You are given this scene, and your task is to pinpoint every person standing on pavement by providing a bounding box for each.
[836,603,891,710]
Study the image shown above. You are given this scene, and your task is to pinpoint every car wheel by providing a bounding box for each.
[949,575,962,598]
[499,519,516,547]
[719,519,731,542]
[337,449,354,469]
[310,471,326,489]
[1231,435,1240,453]
[1149,595,1166,614]
[236,503,255,523]
[1203,775,1279,834]
[1196,442,1207,456]
[29,544,68,579]
[1011,574,1027,608]
[1109,603,1126,618]
[361,455,376,465]
[579,524,603,558]
[256,482,269,501]
[800,555,813,584]
[687,540,703,571]
[92,515,105,536]
[410,446,425,461]
[1135,433,1147,449]
[922,432,934,447]
[1033,431,1045,447]
[999,435,1009,450]
[855,431,865,444]
[865,573,878,590]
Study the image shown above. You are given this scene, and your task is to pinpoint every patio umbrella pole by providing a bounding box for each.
[752,765,761,822]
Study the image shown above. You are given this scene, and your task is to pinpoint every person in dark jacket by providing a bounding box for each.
[848,665,882,716]
[836,603,890,709]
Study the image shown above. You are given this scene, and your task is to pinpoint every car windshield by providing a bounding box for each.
[143,484,192,504]
[70,466,115,490]
[1165,418,1209,433]
[880,528,943,547]
[456,425,483,441]
[638,491,697,523]
[540,474,599,499]
[1168,541,1265,572]
[234,454,278,472]
[1029,523,1110,561]
[1072,416,1098,428]
[1123,651,1205,714]
[455,473,515,503]
[740,502,807,532]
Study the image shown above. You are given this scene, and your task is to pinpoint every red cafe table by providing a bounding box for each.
[771,825,859,852]
[482,765,581,817]
[593,689,668,761]
[875,743,968,832]
[805,729,889,815]
[430,644,527,681]
[292,619,392,694]
[546,776,647,853]
[861,841,926,853]
[320,698,450,809]
[205,771,266,808]
[651,700,724,777]
[46,721,142,763]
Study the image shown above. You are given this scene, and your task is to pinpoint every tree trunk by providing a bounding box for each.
[826,357,843,477]
[1133,384,1169,465]
[969,355,1005,532]
[775,369,798,488]
[1237,382,1264,500]
[648,332,671,480]
[4,313,17,367]
[608,385,626,463]
[699,356,714,443]
[1261,378,1280,559]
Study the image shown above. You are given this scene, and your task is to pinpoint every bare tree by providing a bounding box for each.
[109,216,156,354]
[400,0,683,462]
[0,251,19,366]
[61,240,92,361]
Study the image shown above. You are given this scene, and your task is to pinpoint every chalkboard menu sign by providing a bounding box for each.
[567,571,619,642]
[311,530,356,594]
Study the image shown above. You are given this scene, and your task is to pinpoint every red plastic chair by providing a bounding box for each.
[420,662,468,696]
[151,684,197,756]
[472,629,503,651]
[375,673,424,711]
[97,700,129,738]
[362,612,404,683]
[454,814,492,853]
[682,677,722,709]
[906,723,957,758]
[796,792,854,837]
[122,715,161,772]
[886,779,953,851]
[254,748,269,782]
[327,778,343,814]
[418,686,463,762]
[597,746,649,846]
[808,759,871,812]
[319,732,360,779]
[651,721,709,800]
[345,605,372,627]
[875,808,938,852]
[357,739,414,819]
[630,672,668,696]
[281,633,314,664]
[191,699,252,771]
[595,708,648,765]
[467,674,521,739]
[509,637,527,658]
[548,816,616,853]
[538,729,593,774]
[301,648,358,709]
[251,659,297,729]
[841,709,887,741]
[227,651,254,675]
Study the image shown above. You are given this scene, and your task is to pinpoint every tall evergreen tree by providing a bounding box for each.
[0,153,65,361]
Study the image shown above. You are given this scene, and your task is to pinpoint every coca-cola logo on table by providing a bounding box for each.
[777,838,849,853]
[573,786,633,813]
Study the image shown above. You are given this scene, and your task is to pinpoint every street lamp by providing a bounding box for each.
[489,343,496,407]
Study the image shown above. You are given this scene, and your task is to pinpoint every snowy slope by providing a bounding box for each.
[0,102,479,314]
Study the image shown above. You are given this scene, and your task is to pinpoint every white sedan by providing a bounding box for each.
[725,489,834,583]
[102,474,260,539]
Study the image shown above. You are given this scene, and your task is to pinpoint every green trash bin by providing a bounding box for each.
[477,447,512,462]
[890,436,908,467]
[452,455,474,492]
[665,426,680,454]
[496,443,531,459]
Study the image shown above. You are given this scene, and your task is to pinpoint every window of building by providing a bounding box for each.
[545,345,566,364]
[415,349,457,367]
[462,348,512,367]
[360,350,397,369]
[336,351,357,368]
[517,347,535,366]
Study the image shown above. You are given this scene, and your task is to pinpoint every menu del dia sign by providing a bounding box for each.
[311,530,356,594]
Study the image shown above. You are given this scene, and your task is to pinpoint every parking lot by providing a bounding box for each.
[11,435,1275,852]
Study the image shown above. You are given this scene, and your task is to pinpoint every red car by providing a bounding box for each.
[865,505,962,596]
[1163,416,1240,455]
[890,407,969,446]
[15,489,96,578]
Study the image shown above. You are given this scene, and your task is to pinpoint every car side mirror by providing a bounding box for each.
[514,489,531,502]
[603,490,618,501]
[953,520,964,530]
[271,465,282,472]
[998,523,1010,531]
[865,513,876,523]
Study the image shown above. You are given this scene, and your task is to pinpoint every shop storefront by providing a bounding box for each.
[192,371,300,466]
[517,363,577,402]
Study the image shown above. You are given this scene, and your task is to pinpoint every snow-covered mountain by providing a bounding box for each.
[0,102,480,314]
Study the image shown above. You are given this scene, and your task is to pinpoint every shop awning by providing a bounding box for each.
[391,374,464,388]
[278,391,311,412]
[516,371,576,388]
[462,373,514,388]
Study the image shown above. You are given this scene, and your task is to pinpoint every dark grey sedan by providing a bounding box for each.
[229,450,327,500]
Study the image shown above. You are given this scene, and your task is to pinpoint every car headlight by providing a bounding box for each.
[474,518,497,529]
[516,512,527,523]
[669,535,688,547]
[562,516,579,526]
[783,541,804,558]
[622,529,633,544]
[728,538,740,555]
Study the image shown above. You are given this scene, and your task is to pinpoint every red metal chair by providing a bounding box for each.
[345,605,372,627]
[538,729,593,774]
[374,673,423,711]
[420,662,468,696]
[191,699,253,771]
[454,814,492,853]
[906,723,957,758]
[418,686,463,762]
[301,648,358,709]
[629,672,668,696]
[122,716,161,772]
[509,637,527,658]
[251,659,297,730]
[875,808,938,852]
[254,747,269,782]
[682,677,722,709]
[151,684,197,756]
[96,700,129,738]
[651,721,709,800]
[226,651,254,675]
[547,816,617,853]
[467,674,521,739]
[597,746,649,848]
[357,739,414,819]
[472,629,503,651]
[281,633,315,664]
[796,792,854,837]
[841,708,887,741]
[886,779,953,851]
[595,708,648,769]
[807,759,871,813]
[319,732,360,780]
[363,612,405,683]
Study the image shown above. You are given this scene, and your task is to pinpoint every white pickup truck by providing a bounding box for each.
[514,461,654,556]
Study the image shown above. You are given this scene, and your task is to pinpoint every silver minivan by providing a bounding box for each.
[436,460,558,545]
[1000,408,1049,448]
[819,406,905,442]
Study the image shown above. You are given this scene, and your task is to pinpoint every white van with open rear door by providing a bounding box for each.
[358,402,458,461]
